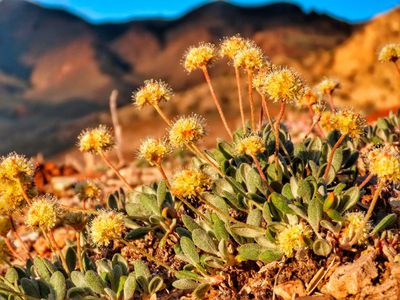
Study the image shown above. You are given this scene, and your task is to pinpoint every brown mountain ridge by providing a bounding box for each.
[0,0,398,156]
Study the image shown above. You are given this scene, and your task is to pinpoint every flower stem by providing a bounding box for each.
[327,93,335,112]
[18,180,31,206]
[261,94,273,128]
[234,66,245,129]
[156,163,170,187]
[9,216,32,260]
[189,144,224,177]
[201,66,233,138]
[393,61,400,77]
[48,230,70,274]
[358,173,374,190]
[323,134,346,181]
[119,239,176,274]
[247,70,256,131]
[4,237,24,261]
[76,231,84,272]
[274,101,286,166]
[250,154,274,194]
[350,181,384,245]
[153,103,172,126]
[99,151,132,191]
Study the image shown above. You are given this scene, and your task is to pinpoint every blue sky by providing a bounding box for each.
[28,0,400,24]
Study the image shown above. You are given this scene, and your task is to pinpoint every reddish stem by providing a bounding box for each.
[323,134,346,181]
[234,66,245,129]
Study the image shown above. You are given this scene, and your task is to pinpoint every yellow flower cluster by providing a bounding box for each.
[235,135,265,157]
[78,125,114,154]
[316,78,340,95]
[75,180,102,201]
[26,195,58,229]
[171,169,212,199]
[339,212,371,245]
[378,43,400,63]
[183,43,216,72]
[277,223,311,257]
[260,68,304,103]
[132,79,172,109]
[0,153,35,214]
[299,87,318,107]
[219,35,249,60]
[368,145,400,182]
[138,138,169,166]
[335,110,366,138]
[321,110,365,138]
[233,44,265,71]
[169,115,206,148]
[90,211,125,246]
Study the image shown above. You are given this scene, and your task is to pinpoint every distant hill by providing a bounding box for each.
[0,0,397,156]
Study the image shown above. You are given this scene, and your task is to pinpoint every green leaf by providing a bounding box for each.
[312,239,332,257]
[180,237,200,265]
[211,214,229,241]
[157,180,167,208]
[66,246,77,273]
[148,276,164,294]
[245,167,263,194]
[175,270,202,281]
[288,204,307,219]
[182,215,202,233]
[125,227,151,241]
[271,193,294,214]
[5,268,19,283]
[71,271,87,288]
[325,209,344,222]
[173,279,199,290]
[202,193,229,220]
[138,193,160,216]
[21,278,40,298]
[371,214,397,235]
[33,257,52,281]
[340,187,360,212]
[308,197,322,233]
[133,260,151,280]
[192,229,218,255]
[230,225,264,238]
[331,148,343,173]
[247,208,262,226]
[259,249,283,263]
[298,179,314,202]
[50,271,66,300]
[123,274,136,300]
[193,283,210,299]
[85,270,106,295]
[237,243,263,261]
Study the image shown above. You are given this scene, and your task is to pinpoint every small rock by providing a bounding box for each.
[274,279,306,300]
[321,251,378,299]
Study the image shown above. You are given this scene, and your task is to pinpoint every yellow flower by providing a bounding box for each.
[316,78,340,95]
[233,44,265,71]
[183,43,217,72]
[90,211,125,246]
[235,135,265,157]
[132,79,172,109]
[378,43,400,63]
[0,215,11,237]
[335,110,366,138]
[138,138,169,166]
[0,153,35,183]
[299,87,318,107]
[78,125,114,154]
[320,111,337,132]
[339,212,371,245]
[0,180,26,215]
[277,223,311,257]
[219,35,249,60]
[26,195,58,229]
[171,169,212,199]
[169,115,206,148]
[368,145,400,182]
[75,180,102,201]
[261,68,304,103]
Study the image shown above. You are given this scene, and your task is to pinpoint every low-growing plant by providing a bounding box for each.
[1,37,400,299]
